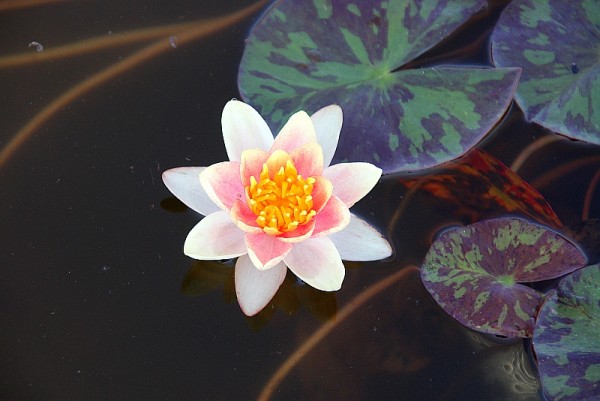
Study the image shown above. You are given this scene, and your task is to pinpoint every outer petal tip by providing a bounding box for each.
[311,104,343,167]
[329,214,393,261]
[271,110,318,153]
[235,255,286,316]
[284,237,345,291]
[324,162,383,207]
[161,166,219,216]
[222,100,274,162]
[183,211,248,260]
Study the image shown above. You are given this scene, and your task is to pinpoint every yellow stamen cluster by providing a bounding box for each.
[245,158,317,235]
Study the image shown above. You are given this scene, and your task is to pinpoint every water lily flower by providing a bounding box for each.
[162,100,392,316]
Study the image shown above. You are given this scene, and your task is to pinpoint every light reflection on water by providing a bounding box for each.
[0,1,596,400]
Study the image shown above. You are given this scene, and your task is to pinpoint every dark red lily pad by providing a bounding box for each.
[399,149,563,227]
[492,0,600,144]
[421,217,587,338]
[239,0,521,173]
[534,264,600,401]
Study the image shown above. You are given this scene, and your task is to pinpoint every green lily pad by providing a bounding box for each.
[534,264,600,401]
[421,217,587,338]
[491,0,600,144]
[238,0,521,173]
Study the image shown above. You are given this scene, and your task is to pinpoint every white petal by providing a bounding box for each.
[162,167,219,216]
[311,105,342,167]
[271,110,317,153]
[235,255,286,316]
[184,211,248,259]
[323,162,382,207]
[221,100,274,162]
[329,214,392,261]
[284,237,345,291]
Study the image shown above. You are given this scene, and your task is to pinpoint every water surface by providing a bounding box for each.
[1,1,598,400]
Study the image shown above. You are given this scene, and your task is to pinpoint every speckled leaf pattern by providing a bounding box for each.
[421,217,587,338]
[534,264,600,401]
[399,149,563,227]
[239,0,521,173]
[492,0,600,144]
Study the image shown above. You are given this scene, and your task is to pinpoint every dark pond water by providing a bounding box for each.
[1,1,598,400]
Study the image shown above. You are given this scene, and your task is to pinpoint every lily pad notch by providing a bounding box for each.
[420,217,587,338]
[239,0,522,173]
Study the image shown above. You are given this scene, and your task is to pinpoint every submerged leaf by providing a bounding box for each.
[421,217,587,337]
[239,0,520,173]
[534,264,600,401]
[399,149,563,227]
[492,0,600,144]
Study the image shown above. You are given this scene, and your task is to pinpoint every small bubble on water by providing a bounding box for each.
[28,41,44,52]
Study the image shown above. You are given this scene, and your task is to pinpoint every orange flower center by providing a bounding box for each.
[245,157,317,236]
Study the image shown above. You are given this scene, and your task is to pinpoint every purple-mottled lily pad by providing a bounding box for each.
[492,0,600,144]
[238,0,521,173]
[533,264,600,401]
[421,217,587,338]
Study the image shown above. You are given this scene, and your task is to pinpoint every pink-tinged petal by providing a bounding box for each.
[183,211,248,260]
[278,219,315,243]
[264,149,291,174]
[323,162,382,207]
[162,167,219,216]
[235,255,286,316]
[311,105,342,167]
[284,237,344,291]
[271,110,317,153]
[199,161,244,211]
[240,148,269,187]
[246,233,293,270]
[230,199,262,234]
[312,195,350,237]
[311,176,333,212]
[222,100,274,162]
[329,214,392,261]
[289,142,324,178]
